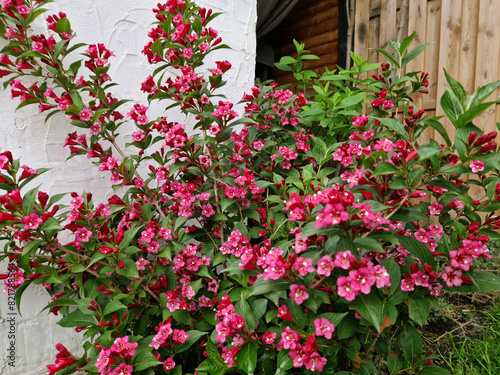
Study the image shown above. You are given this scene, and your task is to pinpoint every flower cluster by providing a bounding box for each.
[1,2,500,375]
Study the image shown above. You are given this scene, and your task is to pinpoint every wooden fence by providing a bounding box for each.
[353,0,500,143]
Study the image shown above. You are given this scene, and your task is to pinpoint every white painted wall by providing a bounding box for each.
[0,1,256,373]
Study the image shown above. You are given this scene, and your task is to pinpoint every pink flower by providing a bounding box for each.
[22,212,42,230]
[316,255,334,277]
[429,201,443,215]
[209,124,220,135]
[182,47,193,59]
[289,284,309,305]
[172,329,189,343]
[305,352,327,371]
[314,318,335,339]
[110,336,137,357]
[96,349,113,372]
[293,257,314,276]
[441,266,462,287]
[333,251,355,270]
[373,265,391,288]
[382,99,394,110]
[289,344,309,368]
[163,357,175,371]
[201,204,215,217]
[337,276,360,301]
[401,277,415,291]
[349,267,375,294]
[78,109,92,121]
[261,331,276,344]
[132,131,145,141]
[449,250,473,271]
[470,160,485,173]
[75,227,91,242]
[280,326,300,350]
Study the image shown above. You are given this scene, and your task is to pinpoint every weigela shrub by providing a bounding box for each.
[1,1,500,374]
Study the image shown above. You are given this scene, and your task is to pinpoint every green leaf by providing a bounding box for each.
[315,312,348,327]
[212,212,228,221]
[400,324,422,362]
[22,239,44,256]
[408,296,431,325]
[381,257,401,295]
[338,93,366,108]
[401,42,431,67]
[460,271,500,292]
[424,118,452,147]
[350,293,383,332]
[418,365,451,374]
[116,259,139,278]
[277,349,293,373]
[235,294,256,331]
[417,147,441,161]
[71,263,85,274]
[102,300,127,316]
[56,17,72,35]
[377,117,410,139]
[278,56,297,65]
[443,69,466,109]
[397,235,436,268]
[372,48,400,68]
[118,226,142,251]
[353,237,383,252]
[132,350,163,371]
[467,80,500,109]
[248,277,289,297]
[440,88,463,127]
[236,341,258,375]
[57,309,96,327]
[400,32,416,55]
[173,309,192,325]
[373,161,401,176]
[22,185,40,215]
[204,337,226,367]
[174,330,207,354]
[41,217,62,233]
[457,101,499,128]
[387,356,403,373]
[390,207,428,222]
[14,281,30,315]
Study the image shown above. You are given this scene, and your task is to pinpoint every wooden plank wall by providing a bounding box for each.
[267,0,339,85]
[354,0,500,143]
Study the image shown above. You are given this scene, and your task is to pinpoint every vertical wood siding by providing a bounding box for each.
[354,0,500,141]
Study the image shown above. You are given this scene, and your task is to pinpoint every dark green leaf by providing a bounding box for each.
[387,356,403,373]
[102,300,127,316]
[400,324,422,362]
[174,330,207,354]
[443,69,466,109]
[440,88,462,127]
[397,235,436,268]
[132,350,163,371]
[248,277,289,297]
[418,365,451,374]
[115,259,139,278]
[277,349,293,373]
[401,42,431,67]
[350,293,383,332]
[373,161,401,176]
[390,207,428,222]
[236,341,258,375]
[57,309,96,327]
[408,296,431,325]
[377,117,410,139]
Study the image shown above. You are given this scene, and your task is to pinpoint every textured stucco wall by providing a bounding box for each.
[0,1,256,374]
